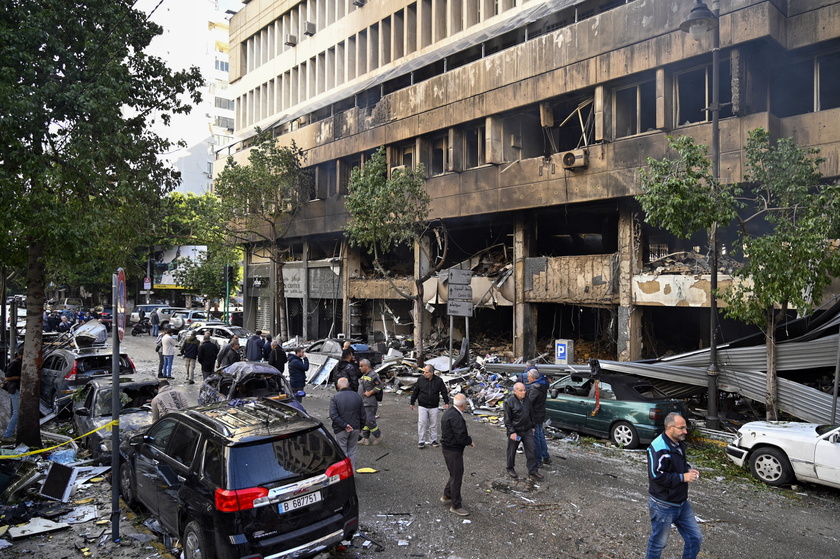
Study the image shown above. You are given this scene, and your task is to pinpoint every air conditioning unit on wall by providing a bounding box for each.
[284,34,297,46]
[303,21,316,36]
[561,149,588,169]
[390,165,407,178]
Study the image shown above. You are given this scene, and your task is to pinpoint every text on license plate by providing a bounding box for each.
[279,491,322,514]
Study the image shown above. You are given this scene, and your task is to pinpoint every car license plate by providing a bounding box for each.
[278,491,321,514]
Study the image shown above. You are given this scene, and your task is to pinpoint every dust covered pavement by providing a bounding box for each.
[3,332,840,558]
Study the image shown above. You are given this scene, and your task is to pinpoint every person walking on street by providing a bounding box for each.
[504,382,542,480]
[333,348,359,392]
[155,330,165,377]
[151,380,188,421]
[180,332,200,384]
[2,351,22,442]
[329,377,366,471]
[267,339,287,372]
[197,333,220,380]
[287,347,309,395]
[262,333,273,361]
[150,309,160,336]
[440,393,473,516]
[246,330,264,361]
[217,339,241,369]
[410,364,450,449]
[527,368,552,466]
[358,359,383,445]
[645,413,702,559]
[160,327,177,379]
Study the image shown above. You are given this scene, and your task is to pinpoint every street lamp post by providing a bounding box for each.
[681,0,721,430]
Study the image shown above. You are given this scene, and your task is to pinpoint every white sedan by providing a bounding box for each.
[725,421,840,488]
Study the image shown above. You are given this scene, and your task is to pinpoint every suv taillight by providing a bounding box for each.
[649,408,663,421]
[126,356,136,372]
[325,457,354,481]
[215,487,269,512]
[64,362,78,381]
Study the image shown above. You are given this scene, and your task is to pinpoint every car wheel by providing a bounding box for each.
[749,447,794,486]
[183,521,210,559]
[119,462,136,506]
[610,421,639,449]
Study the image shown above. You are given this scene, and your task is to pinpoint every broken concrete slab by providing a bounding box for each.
[8,516,70,539]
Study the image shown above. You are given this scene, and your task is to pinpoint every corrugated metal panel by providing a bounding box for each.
[663,334,840,373]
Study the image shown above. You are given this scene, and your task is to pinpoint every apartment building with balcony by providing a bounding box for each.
[220,0,840,360]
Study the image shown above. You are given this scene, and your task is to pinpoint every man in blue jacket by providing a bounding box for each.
[287,347,309,395]
[645,413,702,559]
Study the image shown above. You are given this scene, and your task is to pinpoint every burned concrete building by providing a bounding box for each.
[217,0,840,361]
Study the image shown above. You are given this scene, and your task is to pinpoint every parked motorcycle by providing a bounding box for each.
[131,318,152,336]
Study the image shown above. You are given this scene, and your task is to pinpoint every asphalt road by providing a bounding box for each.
[4,331,840,558]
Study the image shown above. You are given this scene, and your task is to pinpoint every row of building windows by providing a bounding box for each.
[236,0,636,131]
[241,0,554,76]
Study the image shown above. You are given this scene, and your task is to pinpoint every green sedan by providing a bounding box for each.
[545,372,688,448]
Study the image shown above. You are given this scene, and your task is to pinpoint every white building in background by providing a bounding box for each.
[140,0,238,194]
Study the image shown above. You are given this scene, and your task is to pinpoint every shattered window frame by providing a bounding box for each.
[766,50,840,117]
[613,80,656,139]
[674,59,733,126]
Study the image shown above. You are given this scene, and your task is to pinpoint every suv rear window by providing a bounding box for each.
[229,428,341,489]
[78,355,132,374]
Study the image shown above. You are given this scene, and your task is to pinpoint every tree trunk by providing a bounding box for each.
[414,279,425,367]
[274,248,288,341]
[18,239,46,446]
[765,307,778,421]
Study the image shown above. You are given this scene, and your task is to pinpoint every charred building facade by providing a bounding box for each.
[219,0,840,361]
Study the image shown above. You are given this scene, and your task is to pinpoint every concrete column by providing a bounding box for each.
[617,200,642,361]
[486,116,504,164]
[513,213,537,360]
[342,240,359,337]
[656,68,673,131]
[302,241,310,341]
[414,236,431,358]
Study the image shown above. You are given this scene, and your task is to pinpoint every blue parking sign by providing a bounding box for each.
[556,342,566,360]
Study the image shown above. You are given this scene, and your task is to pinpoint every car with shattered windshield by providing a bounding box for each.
[725,421,840,488]
[119,398,358,559]
[198,361,305,413]
[40,320,136,413]
[545,372,688,448]
[72,376,159,464]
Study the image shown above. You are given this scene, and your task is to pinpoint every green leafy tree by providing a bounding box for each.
[345,147,446,365]
[0,0,202,445]
[157,192,240,304]
[638,130,840,420]
[722,129,840,419]
[214,128,311,339]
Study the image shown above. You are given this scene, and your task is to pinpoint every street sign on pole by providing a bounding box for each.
[447,283,472,301]
[445,268,472,285]
[117,269,126,342]
[143,276,151,290]
[447,300,474,317]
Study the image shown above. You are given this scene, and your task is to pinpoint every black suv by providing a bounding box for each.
[119,398,358,559]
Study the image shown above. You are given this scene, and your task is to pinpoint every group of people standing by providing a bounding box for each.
[328,358,703,559]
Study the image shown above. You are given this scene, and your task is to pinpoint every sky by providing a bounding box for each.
[136,0,242,193]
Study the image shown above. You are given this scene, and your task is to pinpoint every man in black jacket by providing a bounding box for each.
[333,348,359,392]
[196,333,219,380]
[409,364,450,449]
[440,393,473,516]
[503,382,542,480]
[329,377,366,470]
[267,339,287,372]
